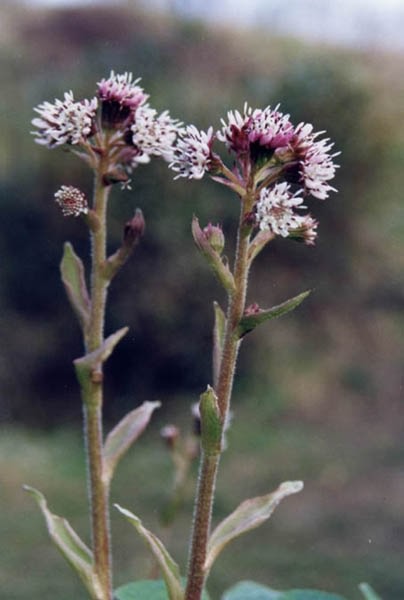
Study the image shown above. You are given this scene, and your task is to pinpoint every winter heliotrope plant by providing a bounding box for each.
[26,71,379,600]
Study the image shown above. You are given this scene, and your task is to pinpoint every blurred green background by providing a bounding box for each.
[1,1,404,599]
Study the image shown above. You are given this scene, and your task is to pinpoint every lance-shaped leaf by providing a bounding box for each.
[74,327,129,396]
[103,401,161,485]
[359,583,383,600]
[237,291,311,338]
[24,486,102,600]
[60,242,91,332]
[248,230,276,264]
[115,504,184,600]
[192,217,235,293]
[204,481,304,575]
[213,302,226,388]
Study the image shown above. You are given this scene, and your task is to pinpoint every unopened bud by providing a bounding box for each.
[54,185,88,217]
[160,424,180,450]
[244,302,260,316]
[123,209,145,247]
[203,223,225,255]
[199,386,222,455]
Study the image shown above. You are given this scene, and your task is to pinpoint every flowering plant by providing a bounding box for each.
[26,71,380,600]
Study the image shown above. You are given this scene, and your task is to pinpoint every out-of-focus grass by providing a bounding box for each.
[1,395,403,600]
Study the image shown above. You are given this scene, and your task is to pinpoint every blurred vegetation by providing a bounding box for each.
[1,1,404,598]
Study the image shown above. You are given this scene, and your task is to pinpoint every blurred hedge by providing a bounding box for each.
[1,1,404,427]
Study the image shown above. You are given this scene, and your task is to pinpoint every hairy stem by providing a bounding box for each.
[185,198,252,600]
[83,172,112,600]
[185,451,219,600]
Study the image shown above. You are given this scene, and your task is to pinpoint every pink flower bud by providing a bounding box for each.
[123,209,145,247]
[202,223,225,255]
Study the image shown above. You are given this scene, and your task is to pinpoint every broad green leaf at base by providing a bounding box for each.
[222,581,347,600]
[221,580,281,599]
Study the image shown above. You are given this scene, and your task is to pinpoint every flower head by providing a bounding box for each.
[289,123,339,200]
[170,125,215,180]
[217,103,294,156]
[289,214,318,245]
[217,106,251,154]
[255,182,307,238]
[54,185,88,217]
[97,71,148,126]
[32,92,98,147]
[130,107,183,166]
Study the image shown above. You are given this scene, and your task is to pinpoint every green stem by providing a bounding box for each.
[185,198,252,600]
[83,172,112,600]
[88,173,109,353]
[185,451,220,600]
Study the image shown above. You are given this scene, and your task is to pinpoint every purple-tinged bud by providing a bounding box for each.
[192,216,235,293]
[203,223,225,255]
[160,424,180,450]
[54,185,88,217]
[123,209,145,247]
[244,302,261,316]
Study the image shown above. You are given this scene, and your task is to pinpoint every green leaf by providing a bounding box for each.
[115,579,172,600]
[103,401,161,485]
[24,486,102,599]
[115,580,211,600]
[359,583,383,600]
[237,291,311,338]
[205,481,303,575]
[282,592,347,600]
[115,505,184,600]
[74,327,129,397]
[222,581,281,600]
[60,242,91,332]
[212,301,226,387]
[222,582,347,600]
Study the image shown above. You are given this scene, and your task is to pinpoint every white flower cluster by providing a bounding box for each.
[131,107,183,166]
[170,125,215,180]
[32,73,183,176]
[32,92,98,147]
[256,183,306,237]
[293,123,338,200]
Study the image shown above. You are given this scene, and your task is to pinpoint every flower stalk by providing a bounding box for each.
[82,173,112,600]
[185,194,253,600]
